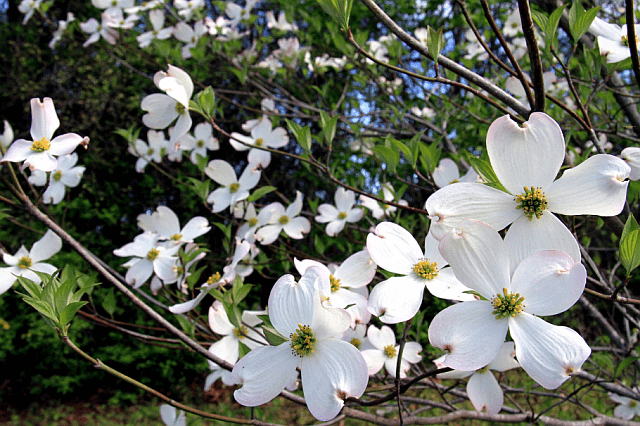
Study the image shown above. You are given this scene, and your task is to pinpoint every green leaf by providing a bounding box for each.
[418,141,441,174]
[320,113,339,146]
[22,298,59,324]
[247,186,276,202]
[286,119,312,151]
[223,302,243,329]
[620,229,640,276]
[59,302,87,329]
[622,214,639,243]
[614,356,640,379]
[546,4,569,48]
[427,26,445,63]
[262,325,288,346]
[568,2,600,41]
[467,156,509,193]
[388,137,414,166]
[373,145,400,174]
[176,316,195,338]
[530,9,548,31]
[102,288,117,317]
[16,276,43,299]
[238,341,251,360]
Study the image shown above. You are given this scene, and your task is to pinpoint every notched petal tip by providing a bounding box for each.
[81,136,90,148]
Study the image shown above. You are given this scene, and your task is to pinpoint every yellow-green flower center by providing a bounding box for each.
[248,217,258,227]
[207,272,221,284]
[52,170,62,181]
[147,148,154,156]
[233,325,248,339]
[630,400,638,408]
[146,248,160,261]
[170,233,182,241]
[175,103,186,114]
[491,287,525,319]
[228,183,240,193]
[622,35,639,47]
[290,324,316,357]
[17,256,32,269]
[330,274,341,292]
[413,259,438,280]
[449,178,460,184]
[173,265,184,275]
[515,186,548,220]
[337,212,347,220]
[196,140,205,148]
[384,344,397,358]
[278,215,289,225]
[31,137,51,152]
[350,338,361,349]
[255,138,264,147]
[477,365,489,374]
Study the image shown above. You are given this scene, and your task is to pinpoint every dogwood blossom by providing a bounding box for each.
[609,389,640,420]
[128,130,167,173]
[266,11,298,31]
[113,233,179,287]
[80,14,119,46]
[176,123,218,164]
[315,188,364,236]
[0,120,13,148]
[1,98,87,172]
[0,230,62,295]
[361,325,422,378]
[137,205,210,246]
[426,112,630,268]
[428,219,591,389]
[159,404,186,426]
[205,160,261,213]
[434,342,519,415]
[27,153,85,204]
[173,20,207,59]
[18,0,42,24]
[137,9,173,48]
[231,267,368,421]
[622,147,640,180]
[255,192,311,244]
[367,222,474,324]
[589,17,640,63]
[433,158,481,188]
[360,183,408,219]
[230,118,289,168]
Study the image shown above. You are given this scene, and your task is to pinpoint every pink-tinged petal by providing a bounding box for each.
[512,251,586,316]
[30,98,60,141]
[486,113,565,194]
[487,342,519,372]
[125,259,154,287]
[268,274,315,337]
[426,183,519,241]
[316,204,339,222]
[209,335,240,365]
[48,133,84,156]
[232,344,300,407]
[301,339,368,421]
[425,268,476,302]
[205,159,237,186]
[509,313,591,389]
[255,224,283,245]
[24,152,58,172]
[141,94,179,129]
[325,220,346,237]
[208,300,235,335]
[546,154,630,216]
[180,217,210,241]
[505,214,580,274]
[433,158,461,188]
[2,139,33,163]
[428,300,509,371]
[467,371,504,415]
[438,219,511,299]
[366,222,423,275]
[283,217,311,239]
[30,229,62,263]
[368,275,425,324]
[335,187,355,211]
[361,348,386,375]
[345,208,364,223]
[334,249,376,288]
[367,325,396,349]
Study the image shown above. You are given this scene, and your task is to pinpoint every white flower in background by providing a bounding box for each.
[226,0,257,25]
[137,9,173,48]
[294,249,377,327]
[1,120,14,148]
[410,106,435,119]
[415,27,429,46]
[177,122,219,164]
[80,13,120,47]
[609,389,640,420]
[0,230,61,295]
[622,147,640,180]
[159,404,186,426]
[49,13,75,49]
[464,29,489,61]
[18,0,42,24]
[105,12,140,30]
[433,158,481,188]
[307,53,347,71]
[257,55,282,73]
[231,267,368,421]
[426,112,631,268]
[242,99,276,132]
[28,153,85,204]
[113,233,180,287]
[173,20,207,59]
[230,118,289,168]
[503,8,522,37]
[360,183,408,220]
[366,222,475,324]
[266,11,298,31]
[378,76,403,94]
[255,191,311,244]
[361,325,422,378]
[274,37,303,66]
[315,188,364,236]
[205,160,261,213]
[428,219,590,389]
[235,203,262,242]
[175,0,205,19]
[128,130,168,173]
[366,40,389,64]
[92,0,133,17]
[137,205,210,246]
[505,72,557,110]
[589,17,640,63]
[341,324,372,350]
[434,342,519,415]
[1,98,87,172]
[141,65,193,144]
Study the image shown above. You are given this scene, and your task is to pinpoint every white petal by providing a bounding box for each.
[209,335,240,365]
[438,219,511,299]
[428,301,509,371]
[48,133,84,156]
[487,342,519,372]
[509,313,591,389]
[361,348,386,375]
[301,339,368,421]
[325,220,346,237]
[283,217,311,239]
[255,224,283,245]
[425,268,476,302]
[30,229,62,263]
[125,259,154,287]
[546,154,630,216]
[402,341,423,363]
[467,371,504,415]
[512,251,586,316]
[30,98,60,141]
[238,165,261,190]
[368,275,425,324]
[426,183,519,241]
[268,274,314,337]
[622,147,640,181]
[366,222,423,275]
[2,139,33,163]
[315,204,339,222]
[335,187,355,211]
[334,249,376,288]
[487,113,565,194]
[311,290,352,340]
[208,300,235,335]
[433,158,461,188]
[232,344,300,407]
[367,325,396,349]
[180,217,210,241]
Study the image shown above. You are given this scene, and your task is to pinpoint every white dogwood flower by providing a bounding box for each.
[113,233,179,287]
[360,325,422,378]
[137,205,210,246]
[432,158,481,188]
[609,389,640,420]
[230,118,289,168]
[205,160,261,213]
[315,188,364,236]
[255,191,310,244]
[27,153,85,204]
[589,17,640,63]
